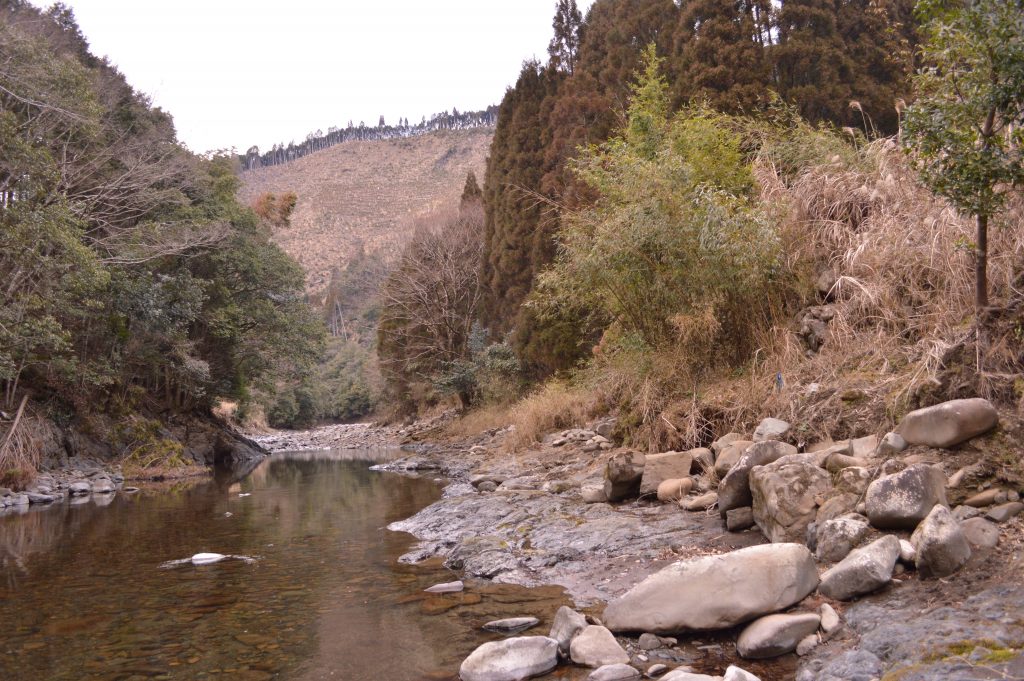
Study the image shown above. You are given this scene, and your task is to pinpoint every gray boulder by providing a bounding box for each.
[818,534,900,600]
[605,451,646,502]
[570,625,630,667]
[986,501,1024,523]
[750,461,832,543]
[588,664,641,681]
[549,605,588,655]
[718,441,798,517]
[602,544,818,633]
[816,515,869,563]
[90,478,115,494]
[896,398,998,448]
[865,464,947,530]
[736,612,821,659]
[960,517,999,549]
[459,636,559,681]
[875,432,908,457]
[714,440,753,478]
[582,483,608,504]
[641,452,694,496]
[911,505,971,578]
[753,418,791,442]
[68,481,91,496]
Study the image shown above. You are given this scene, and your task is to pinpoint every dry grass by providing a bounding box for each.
[0,398,42,490]
[497,137,1023,451]
[505,381,599,451]
[441,405,513,439]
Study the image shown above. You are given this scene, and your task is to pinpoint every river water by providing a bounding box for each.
[0,450,571,681]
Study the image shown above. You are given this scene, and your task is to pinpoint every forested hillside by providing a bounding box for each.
[0,2,322,479]
[377,0,1023,451]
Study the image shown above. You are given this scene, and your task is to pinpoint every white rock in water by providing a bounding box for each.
[192,553,228,565]
[425,580,465,593]
[459,636,559,681]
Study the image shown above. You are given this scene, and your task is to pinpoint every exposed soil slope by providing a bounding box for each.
[238,128,492,295]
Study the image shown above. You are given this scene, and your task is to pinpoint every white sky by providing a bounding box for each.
[36,1,595,154]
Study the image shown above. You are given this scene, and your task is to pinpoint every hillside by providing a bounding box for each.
[239,127,492,296]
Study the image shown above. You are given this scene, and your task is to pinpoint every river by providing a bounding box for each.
[0,450,571,680]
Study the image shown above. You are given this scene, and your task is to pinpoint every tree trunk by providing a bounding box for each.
[975,212,988,314]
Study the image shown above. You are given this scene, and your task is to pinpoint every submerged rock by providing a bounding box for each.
[602,544,818,633]
[459,636,559,681]
[484,617,540,634]
[425,580,465,594]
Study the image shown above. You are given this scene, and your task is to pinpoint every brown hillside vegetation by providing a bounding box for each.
[238,128,492,296]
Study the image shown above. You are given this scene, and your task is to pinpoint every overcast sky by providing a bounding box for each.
[37,1,595,154]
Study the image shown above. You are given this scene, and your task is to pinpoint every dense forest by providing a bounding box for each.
[377,0,1024,448]
[0,2,323,477]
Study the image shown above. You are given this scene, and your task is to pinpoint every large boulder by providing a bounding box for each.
[816,515,870,563]
[719,441,798,518]
[753,418,792,442]
[602,544,818,633]
[715,441,753,478]
[736,612,821,659]
[570,626,630,667]
[818,535,900,600]
[604,451,646,502]
[911,505,971,578]
[549,605,588,656]
[750,461,833,543]
[641,452,694,496]
[459,636,559,681]
[865,464,947,530]
[896,398,998,448]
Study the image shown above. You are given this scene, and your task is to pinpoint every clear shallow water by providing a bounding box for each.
[0,450,571,681]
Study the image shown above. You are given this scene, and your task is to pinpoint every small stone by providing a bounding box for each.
[849,435,879,458]
[819,604,840,633]
[964,489,1003,507]
[753,418,791,442]
[953,505,981,521]
[656,478,693,503]
[960,517,999,549]
[986,502,1024,523]
[646,664,669,677]
[91,478,115,494]
[682,491,717,511]
[424,580,464,594]
[898,539,916,563]
[736,612,820,659]
[589,664,641,681]
[816,516,869,563]
[875,432,908,457]
[477,481,497,493]
[570,625,630,667]
[726,507,755,532]
[796,634,819,656]
[835,467,872,495]
[68,481,91,496]
[638,633,663,650]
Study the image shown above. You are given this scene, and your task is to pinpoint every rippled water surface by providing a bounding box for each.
[0,450,571,681]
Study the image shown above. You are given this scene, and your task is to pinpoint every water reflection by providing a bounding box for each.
[0,450,571,680]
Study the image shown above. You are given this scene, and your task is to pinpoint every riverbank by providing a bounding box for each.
[258,405,1024,680]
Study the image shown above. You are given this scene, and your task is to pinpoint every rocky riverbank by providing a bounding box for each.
[351,398,1024,681]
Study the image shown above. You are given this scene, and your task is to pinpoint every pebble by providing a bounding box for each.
[424,580,464,594]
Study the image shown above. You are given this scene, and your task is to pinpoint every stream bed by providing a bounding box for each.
[0,450,572,681]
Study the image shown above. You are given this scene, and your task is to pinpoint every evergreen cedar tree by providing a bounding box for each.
[479,0,919,376]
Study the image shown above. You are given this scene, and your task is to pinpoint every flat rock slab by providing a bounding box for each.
[896,398,998,448]
[602,544,818,633]
[737,612,821,659]
[459,636,559,681]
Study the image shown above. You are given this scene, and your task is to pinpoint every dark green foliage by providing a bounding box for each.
[0,4,323,416]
